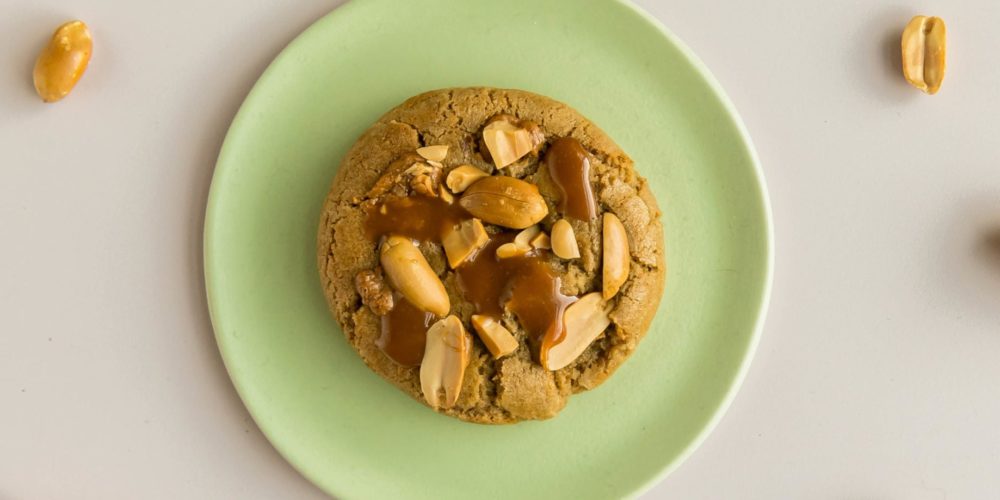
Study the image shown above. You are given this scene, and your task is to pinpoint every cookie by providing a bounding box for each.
[317,88,665,424]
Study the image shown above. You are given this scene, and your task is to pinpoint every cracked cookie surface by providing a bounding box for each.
[317,87,665,424]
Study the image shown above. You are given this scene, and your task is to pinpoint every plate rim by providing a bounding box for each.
[609,4,774,495]
[203,0,774,497]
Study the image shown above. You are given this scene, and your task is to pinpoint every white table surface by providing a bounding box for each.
[3,0,1000,498]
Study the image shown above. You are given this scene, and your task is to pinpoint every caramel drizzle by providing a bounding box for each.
[377,294,433,367]
[364,195,461,366]
[456,235,576,353]
[364,140,590,365]
[545,137,597,221]
[363,195,466,242]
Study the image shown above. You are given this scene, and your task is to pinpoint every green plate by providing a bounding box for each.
[205,0,772,498]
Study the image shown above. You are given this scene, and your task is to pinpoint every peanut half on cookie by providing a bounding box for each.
[317,88,665,424]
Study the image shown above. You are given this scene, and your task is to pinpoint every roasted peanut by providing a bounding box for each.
[442,218,489,268]
[497,226,541,259]
[33,20,93,103]
[483,121,535,168]
[901,15,946,94]
[420,315,471,409]
[439,185,454,204]
[514,225,541,249]
[417,145,449,162]
[602,213,630,299]
[530,232,551,250]
[445,165,489,193]
[471,315,518,358]
[551,219,580,259]
[542,292,613,371]
[458,176,549,229]
[380,236,450,316]
[403,162,442,198]
[354,269,394,315]
[496,242,525,259]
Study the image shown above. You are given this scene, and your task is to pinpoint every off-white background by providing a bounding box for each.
[2,0,999,498]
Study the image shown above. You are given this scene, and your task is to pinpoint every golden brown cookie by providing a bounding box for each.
[317,88,665,424]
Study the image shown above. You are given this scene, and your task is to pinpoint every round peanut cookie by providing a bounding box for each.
[317,87,665,424]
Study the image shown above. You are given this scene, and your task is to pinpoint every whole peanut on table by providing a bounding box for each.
[33,20,92,103]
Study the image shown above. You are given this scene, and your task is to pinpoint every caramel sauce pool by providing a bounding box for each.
[457,235,576,351]
[378,295,433,366]
[364,195,466,242]
[365,196,468,366]
[545,137,597,221]
[365,195,465,365]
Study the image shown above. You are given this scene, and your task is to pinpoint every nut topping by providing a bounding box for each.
[439,185,454,204]
[420,315,471,409]
[442,218,489,269]
[445,165,489,193]
[471,315,518,358]
[380,236,450,316]
[495,242,524,259]
[458,176,549,229]
[402,162,443,198]
[410,175,435,197]
[531,232,551,250]
[602,213,630,299]
[482,121,535,168]
[514,225,541,249]
[542,292,612,371]
[403,162,430,175]
[361,121,641,380]
[497,226,541,259]
[417,145,449,162]
[550,219,580,259]
[354,269,394,316]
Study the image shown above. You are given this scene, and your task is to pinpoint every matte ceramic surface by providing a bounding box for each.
[204,0,772,498]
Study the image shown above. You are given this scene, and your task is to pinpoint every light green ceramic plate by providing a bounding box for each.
[205,0,772,498]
